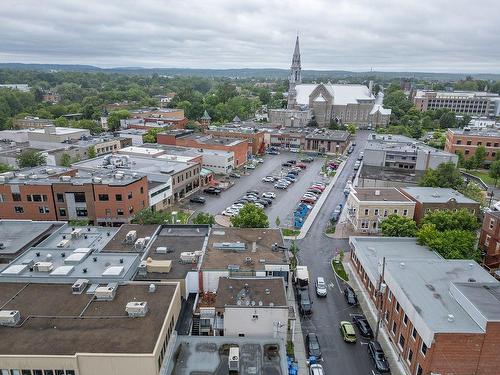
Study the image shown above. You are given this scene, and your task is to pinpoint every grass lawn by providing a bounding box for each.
[282,228,300,237]
[331,259,348,281]
[467,170,497,186]
[325,224,336,234]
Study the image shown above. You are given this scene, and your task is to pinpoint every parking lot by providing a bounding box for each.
[182,152,327,228]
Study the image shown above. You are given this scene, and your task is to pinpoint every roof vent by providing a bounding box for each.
[468,278,476,282]
[468,263,474,269]
[265,288,270,295]
[149,283,156,293]
[374,190,380,196]
[447,314,455,322]
[399,262,405,269]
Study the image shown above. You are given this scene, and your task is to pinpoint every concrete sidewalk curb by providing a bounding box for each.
[330,258,348,283]
[295,160,346,240]
[287,286,308,375]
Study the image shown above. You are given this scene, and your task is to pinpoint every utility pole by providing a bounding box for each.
[375,257,386,340]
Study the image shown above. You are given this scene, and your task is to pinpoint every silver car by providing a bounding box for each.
[315,277,327,297]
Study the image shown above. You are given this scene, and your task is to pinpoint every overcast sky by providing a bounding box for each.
[0,0,499,73]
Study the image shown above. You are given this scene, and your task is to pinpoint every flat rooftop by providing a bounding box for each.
[135,225,209,281]
[167,336,286,375]
[365,138,454,156]
[359,165,424,184]
[305,130,349,141]
[202,228,287,271]
[415,90,500,99]
[448,128,500,137]
[0,282,178,355]
[102,224,160,253]
[37,224,119,251]
[180,133,245,147]
[401,187,478,204]
[216,277,287,309]
[351,187,414,202]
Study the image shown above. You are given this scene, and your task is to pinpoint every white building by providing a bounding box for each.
[0,125,90,143]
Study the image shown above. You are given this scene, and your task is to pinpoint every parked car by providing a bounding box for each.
[307,188,322,195]
[274,183,288,190]
[262,176,275,183]
[277,179,291,186]
[243,195,258,202]
[229,172,241,178]
[339,321,357,343]
[256,199,270,207]
[245,164,256,170]
[351,314,374,338]
[296,163,307,169]
[267,149,280,155]
[352,141,356,146]
[288,169,299,175]
[353,161,361,170]
[253,202,265,209]
[262,192,276,199]
[303,194,318,201]
[222,208,238,216]
[247,190,259,195]
[259,197,273,205]
[344,286,358,305]
[306,333,322,359]
[204,187,221,195]
[315,277,327,297]
[331,204,342,221]
[284,176,297,183]
[298,289,312,315]
[309,364,324,375]
[282,162,292,167]
[189,196,206,204]
[301,197,316,204]
[287,160,297,165]
[368,341,390,373]
[301,157,314,163]
[357,152,364,160]
[255,158,264,164]
[347,146,354,154]
[230,203,244,210]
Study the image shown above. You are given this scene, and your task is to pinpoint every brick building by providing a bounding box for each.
[445,128,500,165]
[350,237,500,375]
[157,130,247,168]
[205,126,266,155]
[0,166,148,226]
[479,210,500,269]
[401,187,481,224]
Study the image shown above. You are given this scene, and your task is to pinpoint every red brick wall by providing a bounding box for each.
[0,185,57,220]
[476,322,500,374]
[479,211,500,268]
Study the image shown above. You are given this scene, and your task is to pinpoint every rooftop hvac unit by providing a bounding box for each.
[228,347,239,371]
[72,279,89,294]
[125,230,137,243]
[94,283,118,301]
[125,301,149,317]
[0,310,21,326]
[138,261,147,276]
[71,228,83,238]
[114,172,124,180]
[180,252,198,263]
[134,238,146,250]
[34,261,53,272]
[156,246,167,254]
[92,177,102,183]
[59,175,71,182]
[57,239,71,248]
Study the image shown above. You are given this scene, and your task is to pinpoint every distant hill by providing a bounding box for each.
[1,63,500,81]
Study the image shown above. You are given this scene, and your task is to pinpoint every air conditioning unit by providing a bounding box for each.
[95,283,118,301]
[57,239,71,248]
[156,246,167,254]
[180,252,197,263]
[71,228,83,238]
[134,238,146,250]
[228,347,239,371]
[72,279,89,294]
[126,301,148,317]
[125,230,137,243]
[0,310,21,326]
[59,175,71,182]
[34,261,53,272]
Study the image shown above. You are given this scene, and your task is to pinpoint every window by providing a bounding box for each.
[12,193,21,201]
[128,192,133,199]
[0,193,6,202]
[33,372,43,375]
[98,194,109,201]
[15,206,24,214]
[38,206,49,214]
[489,218,495,230]
[392,321,397,335]
[117,208,124,216]
[395,302,400,313]
[44,371,54,375]
[74,192,86,203]
[56,193,64,202]
[412,327,417,340]
[485,235,491,246]
[416,364,423,375]
[76,207,88,217]
[407,349,414,365]
[22,371,32,375]
[384,310,389,323]
[403,314,409,326]
[140,186,144,194]
[495,143,499,147]
[477,141,482,146]
[105,209,111,216]
[59,208,67,217]
[115,194,122,201]
[421,342,428,356]
[374,209,379,216]
[399,334,405,350]
[403,209,408,216]
[388,290,392,301]
[383,209,388,217]
[393,209,398,214]
[465,150,470,155]
[66,372,75,375]
[364,208,369,216]
[466,140,472,145]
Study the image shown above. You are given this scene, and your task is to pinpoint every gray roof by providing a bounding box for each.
[0,220,62,256]
[401,187,478,204]
[448,128,500,137]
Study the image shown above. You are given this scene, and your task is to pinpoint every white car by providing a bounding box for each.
[222,209,238,217]
[277,179,291,186]
[243,195,258,201]
[255,158,264,164]
[315,277,327,297]
[262,192,276,199]
[245,164,256,169]
[303,194,318,201]
[262,176,275,183]
[230,204,244,210]
[253,202,265,209]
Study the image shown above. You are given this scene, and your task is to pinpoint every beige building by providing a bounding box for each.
[344,188,415,233]
[0,282,181,375]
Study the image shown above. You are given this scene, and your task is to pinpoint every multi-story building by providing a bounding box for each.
[349,237,500,375]
[479,210,500,269]
[268,127,350,154]
[445,128,500,164]
[205,125,266,155]
[157,129,247,168]
[344,188,415,233]
[268,108,312,127]
[129,107,185,120]
[0,125,90,143]
[12,116,54,129]
[401,187,481,224]
[412,90,500,118]
[0,166,149,225]
[120,117,188,131]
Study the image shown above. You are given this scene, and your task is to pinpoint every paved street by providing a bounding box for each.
[294,131,377,375]
[183,152,327,228]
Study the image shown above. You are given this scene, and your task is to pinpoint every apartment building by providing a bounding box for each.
[401,187,480,224]
[0,166,149,225]
[349,237,500,375]
[344,188,415,233]
[0,281,181,375]
[412,90,500,118]
[445,128,500,164]
[479,210,500,269]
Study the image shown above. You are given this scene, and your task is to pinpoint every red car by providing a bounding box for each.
[310,185,325,192]
[296,163,307,169]
[301,197,316,204]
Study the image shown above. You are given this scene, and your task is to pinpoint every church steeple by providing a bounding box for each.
[287,35,302,109]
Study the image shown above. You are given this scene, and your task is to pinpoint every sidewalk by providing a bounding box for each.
[344,260,409,375]
[287,285,308,375]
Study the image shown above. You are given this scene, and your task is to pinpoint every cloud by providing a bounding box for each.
[0,0,499,73]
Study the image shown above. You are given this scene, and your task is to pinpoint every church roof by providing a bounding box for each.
[201,110,211,120]
[295,83,375,106]
[370,104,392,116]
[292,35,301,66]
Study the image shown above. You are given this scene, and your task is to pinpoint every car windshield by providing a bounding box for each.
[310,340,319,349]
[375,353,385,360]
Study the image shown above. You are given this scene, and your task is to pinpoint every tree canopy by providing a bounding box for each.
[230,204,269,228]
[422,209,480,232]
[380,214,418,237]
[16,149,46,168]
[192,212,215,225]
[419,162,464,189]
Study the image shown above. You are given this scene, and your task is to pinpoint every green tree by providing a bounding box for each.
[422,209,479,232]
[107,110,130,131]
[419,162,464,189]
[307,115,317,127]
[192,212,215,225]
[473,145,487,168]
[275,216,281,227]
[489,160,500,187]
[380,215,418,237]
[417,223,479,260]
[87,146,96,159]
[439,111,456,129]
[460,182,486,206]
[60,153,72,167]
[456,150,465,167]
[230,204,269,228]
[143,128,163,143]
[347,124,356,135]
[131,209,169,225]
[460,114,472,128]
[16,149,46,168]
[0,163,11,173]
[463,158,475,171]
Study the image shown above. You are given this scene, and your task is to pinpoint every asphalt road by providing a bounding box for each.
[183,152,327,228]
[294,130,377,375]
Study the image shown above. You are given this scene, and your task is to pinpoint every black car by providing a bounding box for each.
[260,197,272,205]
[287,160,297,165]
[282,162,292,167]
[368,341,390,373]
[288,169,299,175]
[344,286,358,305]
[189,196,206,204]
[298,289,312,315]
[301,157,314,163]
[306,333,322,359]
[246,190,259,196]
[351,314,374,338]
[203,187,221,195]
[256,199,270,207]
